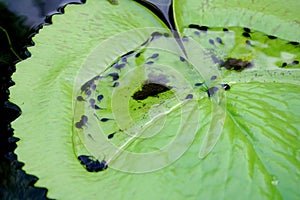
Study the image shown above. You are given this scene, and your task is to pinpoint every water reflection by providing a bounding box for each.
[0,0,85,63]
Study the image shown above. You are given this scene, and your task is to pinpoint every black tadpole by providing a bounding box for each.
[207,87,219,98]
[100,118,112,122]
[107,72,119,81]
[78,155,108,172]
[108,132,115,139]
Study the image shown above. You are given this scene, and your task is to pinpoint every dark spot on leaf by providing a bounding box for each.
[220,58,252,71]
[132,81,171,101]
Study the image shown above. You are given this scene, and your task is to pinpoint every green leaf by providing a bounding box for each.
[11,0,300,199]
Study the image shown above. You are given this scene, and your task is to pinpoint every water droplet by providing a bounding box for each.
[271,176,279,186]
[271,180,279,186]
